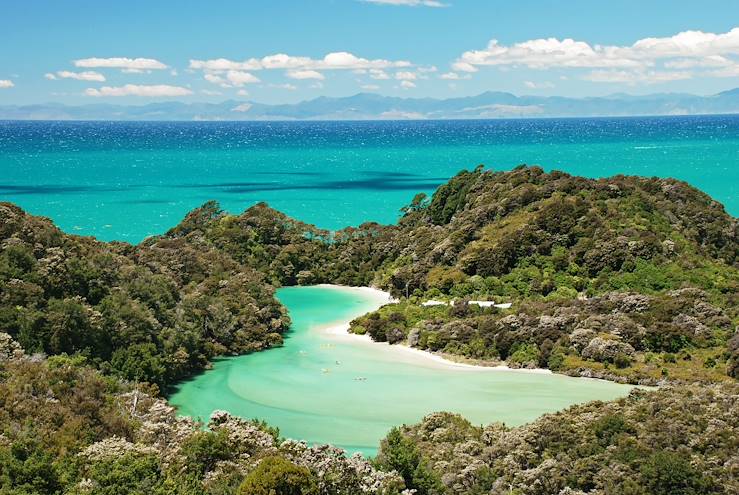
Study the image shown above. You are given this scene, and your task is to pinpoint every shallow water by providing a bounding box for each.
[1,117,737,242]
[169,285,635,456]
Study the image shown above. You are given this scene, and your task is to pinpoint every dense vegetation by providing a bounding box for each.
[375,383,739,495]
[340,166,739,383]
[0,202,288,389]
[173,165,736,301]
[152,165,738,383]
[1,165,737,493]
[349,288,737,384]
[0,341,403,494]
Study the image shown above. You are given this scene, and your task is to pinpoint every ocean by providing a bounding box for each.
[1,115,737,242]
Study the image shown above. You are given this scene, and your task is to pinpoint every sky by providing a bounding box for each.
[1,0,739,105]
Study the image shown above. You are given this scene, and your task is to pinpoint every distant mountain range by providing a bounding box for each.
[3,88,739,120]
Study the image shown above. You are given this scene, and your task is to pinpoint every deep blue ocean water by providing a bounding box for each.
[0,116,737,243]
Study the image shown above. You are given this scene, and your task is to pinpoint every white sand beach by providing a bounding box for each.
[316,284,553,374]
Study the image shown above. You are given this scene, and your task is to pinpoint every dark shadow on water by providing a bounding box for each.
[253,171,323,177]
[0,184,137,195]
[172,172,450,193]
[218,178,446,193]
[0,170,452,199]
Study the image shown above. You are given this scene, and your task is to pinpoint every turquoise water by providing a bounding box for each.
[169,285,636,456]
[0,116,737,242]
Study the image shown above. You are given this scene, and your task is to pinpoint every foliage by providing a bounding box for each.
[0,343,404,494]
[379,384,737,494]
[1,165,738,493]
[238,456,318,495]
[0,202,289,390]
[374,428,442,495]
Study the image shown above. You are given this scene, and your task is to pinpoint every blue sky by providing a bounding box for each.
[1,0,738,105]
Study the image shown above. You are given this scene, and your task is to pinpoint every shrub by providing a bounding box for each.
[238,456,318,495]
[640,451,710,495]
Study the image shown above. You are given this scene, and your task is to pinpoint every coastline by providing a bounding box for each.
[314,284,553,375]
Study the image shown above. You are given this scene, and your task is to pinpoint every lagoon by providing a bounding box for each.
[169,285,635,456]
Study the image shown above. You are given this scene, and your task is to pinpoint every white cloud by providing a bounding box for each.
[0,80,14,88]
[395,71,417,80]
[400,80,416,89]
[272,83,297,90]
[204,71,260,88]
[361,84,380,90]
[231,103,253,112]
[524,80,554,89]
[439,71,470,80]
[49,70,106,82]
[664,55,733,69]
[452,27,739,85]
[310,81,324,89]
[451,61,478,73]
[189,58,259,71]
[287,69,325,80]
[204,73,226,85]
[237,89,249,96]
[628,28,739,59]
[369,69,390,80]
[74,57,168,70]
[84,84,192,97]
[189,51,410,73]
[454,37,643,71]
[201,89,222,95]
[583,70,692,84]
[363,0,448,7]
[44,73,57,80]
[708,64,739,77]
[226,70,260,86]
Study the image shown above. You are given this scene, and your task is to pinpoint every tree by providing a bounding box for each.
[238,456,318,495]
[110,343,166,386]
[641,451,710,495]
[375,428,441,495]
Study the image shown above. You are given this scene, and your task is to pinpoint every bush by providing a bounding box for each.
[614,353,632,369]
[238,456,317,495]
[508,343,540,368]
[375,428,441,495]
[180,430,231,476]
[640,451,710,495]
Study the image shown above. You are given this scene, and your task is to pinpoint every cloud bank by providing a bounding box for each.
[84,84,192,97]
[452,27,739,83]
[74,57,168,70]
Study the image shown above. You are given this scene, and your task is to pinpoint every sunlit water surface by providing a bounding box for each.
[1,117,737,243]
[170,286,636,456]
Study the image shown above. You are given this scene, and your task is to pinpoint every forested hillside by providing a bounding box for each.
[1,165,737,494]
[151,166,738,383]
[0,202,288,389]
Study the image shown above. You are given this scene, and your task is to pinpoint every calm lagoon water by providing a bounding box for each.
[169,285,635,456]
[0,116,737,243]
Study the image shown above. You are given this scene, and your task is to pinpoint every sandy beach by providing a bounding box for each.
[316,284,553,375]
